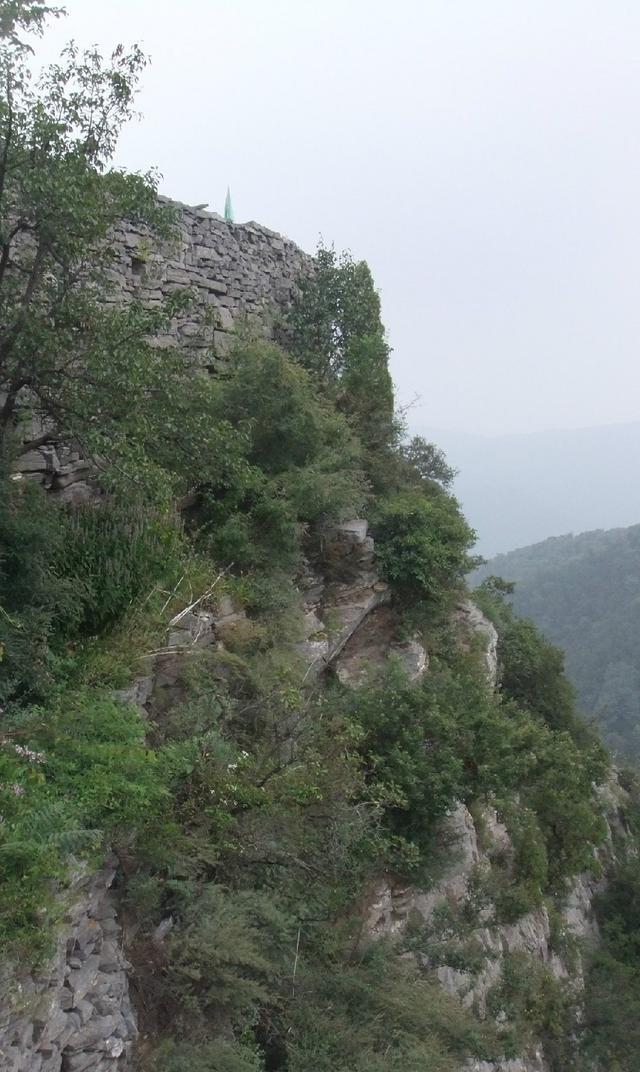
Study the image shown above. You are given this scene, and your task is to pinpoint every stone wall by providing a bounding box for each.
[11,198,314,498]
[0,860,136,1072]
[106,198,313,363]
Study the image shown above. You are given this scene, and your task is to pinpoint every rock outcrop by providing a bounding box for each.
[364,785,625,1072]
[0,587,249,1072]
[295,519,427,684]
[1,508,628,1072]
[454,599,499,686]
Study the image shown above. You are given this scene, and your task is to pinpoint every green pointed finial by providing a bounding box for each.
[224,187,234,223]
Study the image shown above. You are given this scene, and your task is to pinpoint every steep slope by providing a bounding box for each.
[2,15,638,1071]
[475,525,640,757]
[0,197,635,1072]
[1,517,629,1072]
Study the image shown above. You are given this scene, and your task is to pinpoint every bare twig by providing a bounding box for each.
[160,574,184,614]
[167,567,231,628]
[292,924,302,998]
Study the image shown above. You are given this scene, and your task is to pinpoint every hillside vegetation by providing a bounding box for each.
[1,5,639,1071]
[475,525,640,759]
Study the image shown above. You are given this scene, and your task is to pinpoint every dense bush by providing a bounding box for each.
[193,341,368,573]
[0,689,166,957]
[583,856,640,1070]
[287,245,396,478]
[373,488,476,606]
[342,656,606,885]
[487,952,577,1071]
[283,940,498,1072]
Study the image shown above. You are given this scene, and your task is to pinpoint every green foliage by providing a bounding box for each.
[0,473,78,700]
[0,688,166,958]
[401,436,458,489]
[341,664,466,856]
[476,581,606,750]
[287,244,395,475]
[194,340,367,572]
[165,885,293,1025]
[283,941,498,1072]
[498,617,577,732]
[401,900,491,975]
[154,1039,265,1072]
[582,856,640,1070]
[289,245,386,384]
[0,474,187,702]
[488,952,577,1071]
[374,488,476,606]
[466,802,550,924]
[58,500,185,634]
[342,655,606,886]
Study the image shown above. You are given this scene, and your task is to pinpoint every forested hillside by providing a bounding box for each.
[475,525,640,759]
[1,5,640,1072]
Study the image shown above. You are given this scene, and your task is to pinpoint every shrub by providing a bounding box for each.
[0,689,167,959]
[165,885,294,1026]
[284,940,498,1072]
[57,499,185,634]
[487,952,577,1071]
[373,489,475,606]
[0,475,81,701]
[194,341,368,573]
[154,1039,265,1072]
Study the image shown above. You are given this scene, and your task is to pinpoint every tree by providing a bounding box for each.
[0,1,231,496]
[402,435,458,489]
[287,245,395,467]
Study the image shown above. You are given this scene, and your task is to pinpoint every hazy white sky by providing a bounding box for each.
[34,1,640,435]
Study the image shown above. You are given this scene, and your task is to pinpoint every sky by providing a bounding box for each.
[33,0,640,436]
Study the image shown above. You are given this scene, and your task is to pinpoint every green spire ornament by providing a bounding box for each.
[224,187,234,223]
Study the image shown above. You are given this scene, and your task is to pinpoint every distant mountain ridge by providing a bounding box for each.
[420,420,640,555]
[474,523,640,758]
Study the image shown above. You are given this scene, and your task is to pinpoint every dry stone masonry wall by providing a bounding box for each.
[106,198,313,363]
[0,860,136,1072]
[12,198,314,497]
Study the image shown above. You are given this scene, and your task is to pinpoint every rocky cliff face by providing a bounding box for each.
[0,511,627,1071]
[296,521,626,1072]
[364,796,611,1072]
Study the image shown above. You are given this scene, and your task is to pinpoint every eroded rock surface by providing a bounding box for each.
[454,600,499,686]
